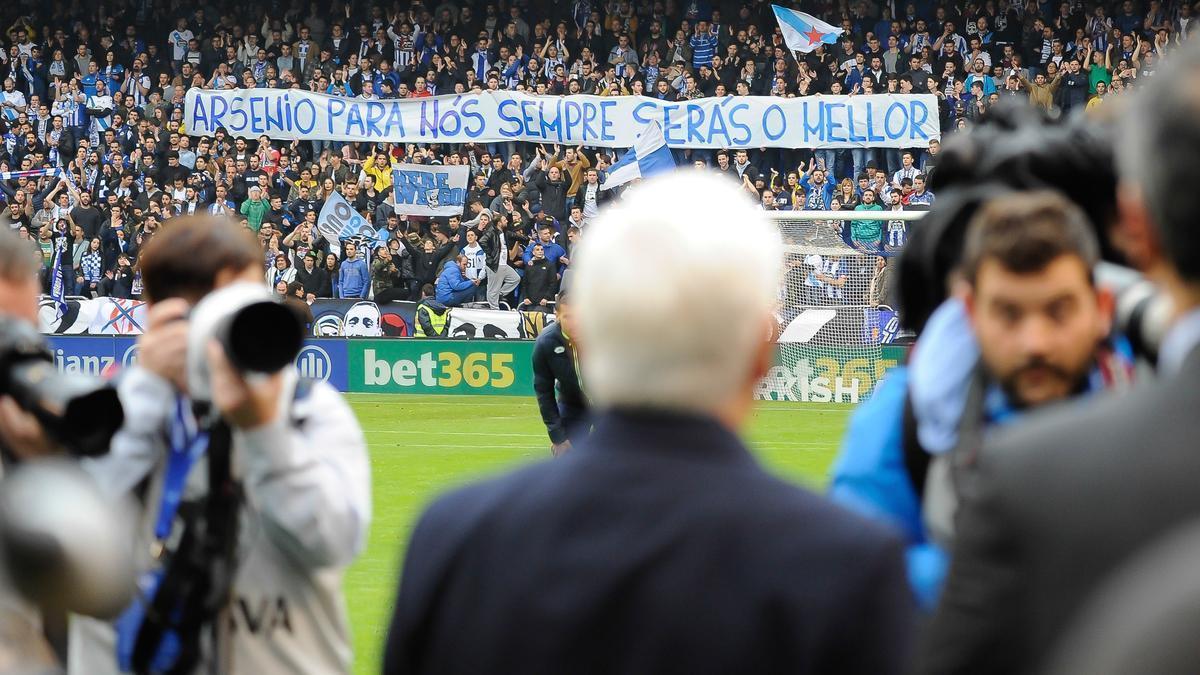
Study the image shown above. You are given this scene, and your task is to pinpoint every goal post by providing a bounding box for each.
[756,209,927,404]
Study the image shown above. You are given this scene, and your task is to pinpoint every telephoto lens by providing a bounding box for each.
[0,458,135,618]
[1096,262,1174,364]
[186,282,305,403]
[215,300,305,374]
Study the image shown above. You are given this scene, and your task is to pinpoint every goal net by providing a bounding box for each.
[757,210,925,404]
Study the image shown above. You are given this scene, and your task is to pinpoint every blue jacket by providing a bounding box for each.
[829,367,948,611]
[338,256,370,298]
[831,300,1136,612]
[435,260,474,303]
[521,241,567,270]
[799,175,835,210]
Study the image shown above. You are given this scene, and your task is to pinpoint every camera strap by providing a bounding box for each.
[122,411,240,675]
[153,396,209,541]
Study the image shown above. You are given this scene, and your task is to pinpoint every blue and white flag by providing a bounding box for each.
[48,235,68,317]
[316,190,386,248]
[391,163,470,216]
[772,5,844,53]
[600,121,675,190]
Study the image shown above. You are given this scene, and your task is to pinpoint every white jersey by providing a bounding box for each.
[887,218,907,247]
[462,242,485,280]
[169,29,194,60]
[70,366,371,674]
[1,90,25,121]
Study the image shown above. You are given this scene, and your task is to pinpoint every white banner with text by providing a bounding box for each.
[185,89,940,149]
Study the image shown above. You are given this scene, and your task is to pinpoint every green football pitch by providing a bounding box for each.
[342,394,853,674]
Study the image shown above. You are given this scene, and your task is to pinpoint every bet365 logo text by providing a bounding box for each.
[363,349,516,389]
[754,356,898,403]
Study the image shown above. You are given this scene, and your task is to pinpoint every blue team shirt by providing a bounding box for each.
[689,33,717,68]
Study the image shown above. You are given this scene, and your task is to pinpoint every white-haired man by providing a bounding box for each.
[384,173,914,674]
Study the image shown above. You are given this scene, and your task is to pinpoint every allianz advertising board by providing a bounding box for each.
[45,337,534,396]
[46,336,350,391]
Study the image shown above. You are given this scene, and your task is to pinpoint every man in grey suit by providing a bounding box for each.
[918,41,1200,675]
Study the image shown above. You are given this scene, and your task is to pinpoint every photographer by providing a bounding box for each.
[828,102,1136,611]
[72,216,370,675]
[0,223,62,662]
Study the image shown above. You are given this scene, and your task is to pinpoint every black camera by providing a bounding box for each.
[0,319,123,457]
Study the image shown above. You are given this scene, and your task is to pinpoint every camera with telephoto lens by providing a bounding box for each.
[0,318,124,457]
[187,282,305,404]
[1096,262,1174,364]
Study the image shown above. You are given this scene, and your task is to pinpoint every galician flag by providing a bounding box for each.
[772,5,844,53]
[600,121,676,191]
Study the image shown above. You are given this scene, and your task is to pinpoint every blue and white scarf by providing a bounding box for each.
[0,167,77,187]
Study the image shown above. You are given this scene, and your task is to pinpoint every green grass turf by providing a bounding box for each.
[342,394,853,674]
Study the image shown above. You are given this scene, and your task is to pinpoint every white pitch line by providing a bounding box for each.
[348,398,535,403]
[366,442,834,452]
[347,396,857,412]
[366,430,543,438]
[370,443,542,450]
[365,429,835,445]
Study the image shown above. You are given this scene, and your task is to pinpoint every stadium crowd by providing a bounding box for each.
[0,1,1199,674]
[0,0,1181,309]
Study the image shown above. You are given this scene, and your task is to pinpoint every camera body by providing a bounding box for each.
[0,318,123,457]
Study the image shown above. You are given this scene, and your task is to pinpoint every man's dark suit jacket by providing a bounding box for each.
[919,347,1200,674]
[384,410,913,675]
[530,322,587,444]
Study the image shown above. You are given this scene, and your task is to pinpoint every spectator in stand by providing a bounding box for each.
[478,209,521,309]
[891,153,920,189]
[1058,58,1091,113]
[838,179,861,210]
[1020,68,1064,111]
[294,251,325,300]
[337,240,369,299]
[527,151,570,221]
[520,243,558,310]
[908,174,936,206]
[319,253,339,298]
[362,148,394,192]
[800,162,835,211]
[240,185,270,233]
[400,232,457,300]
[266,252,295,288]
[372,245,408,303]
[436,254,481,308]
[550,145,590,198]
[522,223,568,274]
[853,189,886,248]
[0,0,1164,315]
